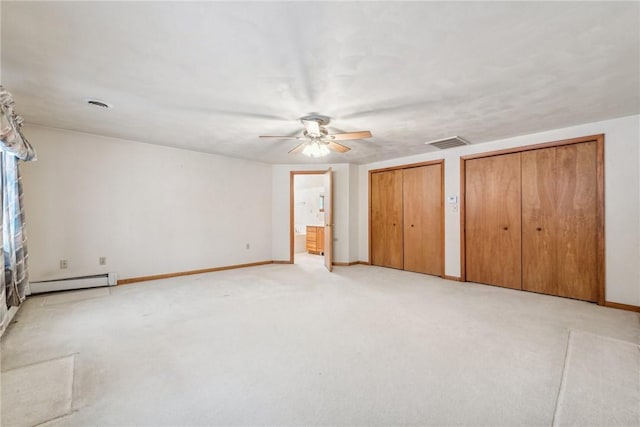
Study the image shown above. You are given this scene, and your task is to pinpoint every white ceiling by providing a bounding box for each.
[2,2,639,164]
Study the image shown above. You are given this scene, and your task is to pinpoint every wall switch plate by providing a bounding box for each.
[246,243,250,249]
[60,259,68,269]
[447,195,458,204]
[99,257,107,265]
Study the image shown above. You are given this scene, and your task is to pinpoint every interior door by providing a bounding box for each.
[465,153,522,289]
[323,168,333,272]
[370,170,403,269]
[403,164,443,275]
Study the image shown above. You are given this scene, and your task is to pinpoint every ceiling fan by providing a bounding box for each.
[259,114,372,157]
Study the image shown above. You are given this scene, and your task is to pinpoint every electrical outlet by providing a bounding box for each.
[60,259,68,269]
[246,243,250,250]
[99,256,107,265]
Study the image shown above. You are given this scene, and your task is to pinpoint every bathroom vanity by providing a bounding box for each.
[305,225,325,255]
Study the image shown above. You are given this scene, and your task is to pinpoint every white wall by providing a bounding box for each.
[272,164,357,263]
[348,164,360,262]
[21,125,273,281]
[359,115,640,306]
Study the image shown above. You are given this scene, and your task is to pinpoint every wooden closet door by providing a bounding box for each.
[465,153,522,289]
[556,141,598,301]
[522,148,558,295]
[371,170,403,269]
[403,164,443,276]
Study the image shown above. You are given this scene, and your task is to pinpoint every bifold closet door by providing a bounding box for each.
[556,142,598,301]
[465,153,522,289]
[521,148,558,295]
[403,165,443,275]
[522,142,598,301]
[371,170,403,269]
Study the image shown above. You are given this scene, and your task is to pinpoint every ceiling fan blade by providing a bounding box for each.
[259,135,304,140]
[327,141,351,153]
[329,131,372,141]
[288,143,307,154]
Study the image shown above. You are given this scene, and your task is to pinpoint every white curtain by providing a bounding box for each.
[0,86,36,330]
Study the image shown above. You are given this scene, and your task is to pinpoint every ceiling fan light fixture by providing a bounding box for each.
[259,114,371,156]
[302,141,330,158]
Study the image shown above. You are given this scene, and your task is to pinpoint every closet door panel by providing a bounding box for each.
[465,153,522,289]
[403,164,443,276]
[421,164,444,276]
[556,141,598,302]
[371,170,403,269]
[402,167,423,272]
[522,148,558,295]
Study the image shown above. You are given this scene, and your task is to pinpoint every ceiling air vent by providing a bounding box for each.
[424,136,470,150]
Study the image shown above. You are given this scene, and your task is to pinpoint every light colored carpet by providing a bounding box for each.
[553,330,640,426]
[1,355,75,426]
[1,258,639,426]
[41,287,111,306]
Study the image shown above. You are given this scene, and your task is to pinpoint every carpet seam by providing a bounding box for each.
[0,352,79,373]
[70,353,77,413]
[32,410,78,427]
[568,328,640,346]
[552,329,573,426]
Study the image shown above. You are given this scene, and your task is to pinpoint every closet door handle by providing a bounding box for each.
[503,226,509,231]
[411,224,414,227]
[536,227,542,231]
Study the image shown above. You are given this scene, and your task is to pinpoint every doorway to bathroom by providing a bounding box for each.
[289,170,333,270]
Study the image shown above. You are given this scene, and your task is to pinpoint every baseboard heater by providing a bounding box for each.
[29,273,117,294]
